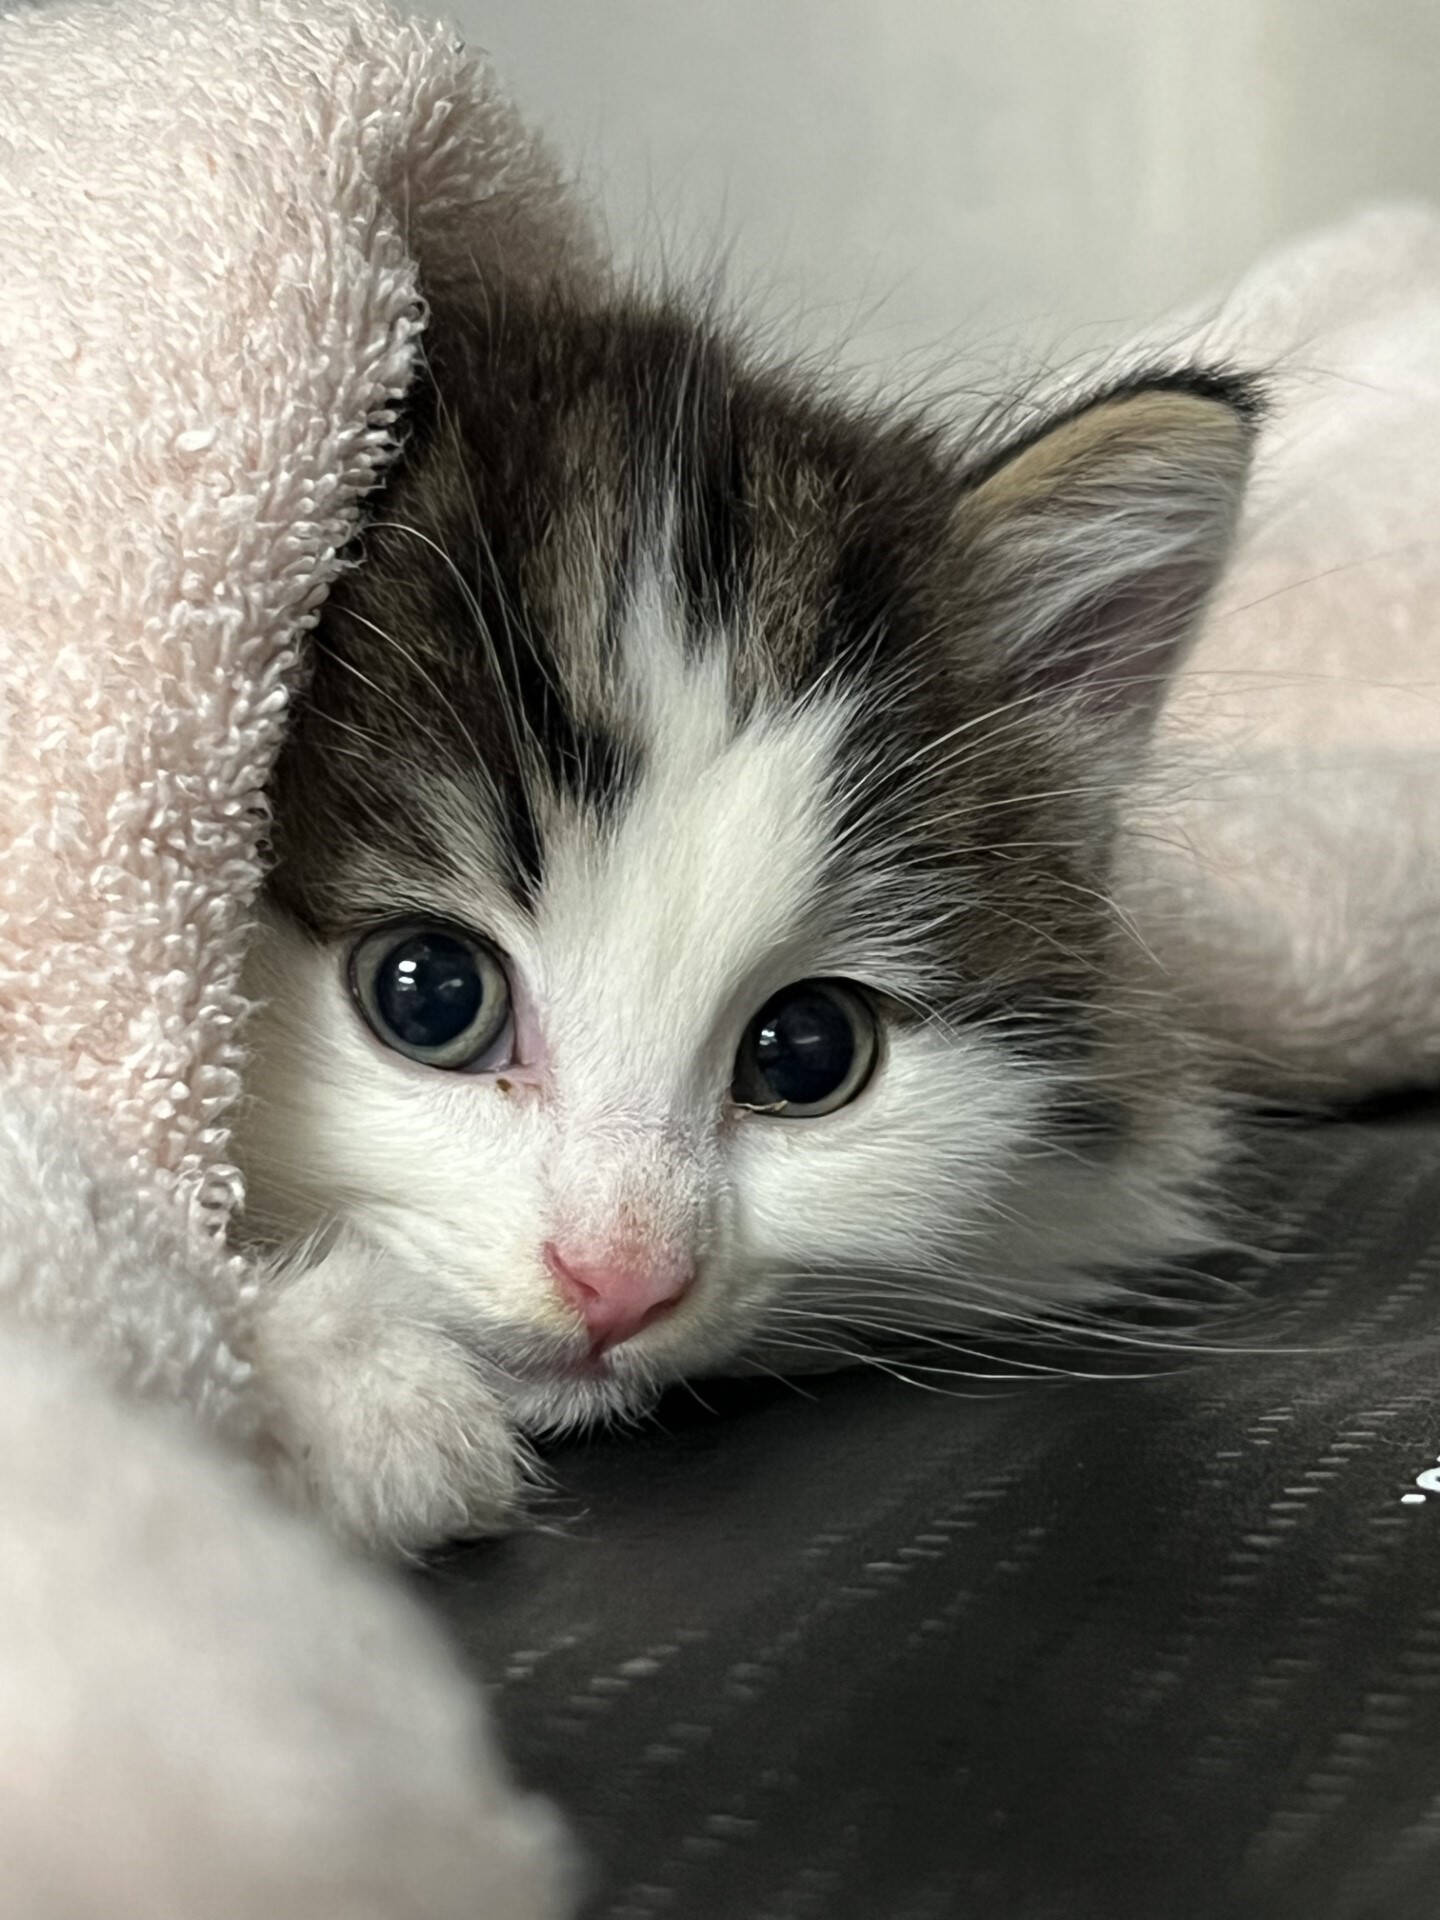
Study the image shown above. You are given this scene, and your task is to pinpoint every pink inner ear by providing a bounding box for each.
[543,1240,695,1352]
[968,389,1253,730]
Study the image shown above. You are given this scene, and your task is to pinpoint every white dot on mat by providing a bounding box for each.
[1402,1493,1427,1505]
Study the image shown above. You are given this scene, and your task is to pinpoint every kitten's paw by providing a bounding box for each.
[251,1239,528,1558]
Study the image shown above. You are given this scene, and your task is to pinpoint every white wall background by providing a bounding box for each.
[431,0,1440,382]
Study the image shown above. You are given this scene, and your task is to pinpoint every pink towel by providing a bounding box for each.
[0,1,588,1909]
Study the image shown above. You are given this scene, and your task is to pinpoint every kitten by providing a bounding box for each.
[232,282,1256,1554]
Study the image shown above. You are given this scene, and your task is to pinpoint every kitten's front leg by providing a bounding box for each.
[252,1235,528,1557]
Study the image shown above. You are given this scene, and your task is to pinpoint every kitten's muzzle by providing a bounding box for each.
[542,1239,695,1353]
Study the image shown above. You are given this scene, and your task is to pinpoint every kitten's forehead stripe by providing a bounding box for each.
[268,284,1121,1046]
[241,295,1248,1462]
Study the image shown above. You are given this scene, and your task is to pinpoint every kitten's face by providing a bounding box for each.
[237,292,1253,1433]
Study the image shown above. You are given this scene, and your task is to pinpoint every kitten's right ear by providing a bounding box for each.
[952,373,1260,729]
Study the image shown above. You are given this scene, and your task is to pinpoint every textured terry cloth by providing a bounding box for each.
[0,0,592,1910]
[1128,205,1440,1101]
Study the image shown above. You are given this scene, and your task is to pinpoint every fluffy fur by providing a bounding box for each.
[233,288,1256,1549]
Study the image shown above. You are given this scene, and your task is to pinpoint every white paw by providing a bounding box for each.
[251,1237,527,1557]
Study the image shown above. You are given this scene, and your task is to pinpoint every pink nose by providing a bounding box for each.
[543,1240,695,1352]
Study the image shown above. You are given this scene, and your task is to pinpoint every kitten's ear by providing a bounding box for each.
[953,376,1258,727]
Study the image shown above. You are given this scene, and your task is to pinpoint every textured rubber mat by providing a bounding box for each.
[427,1109,1440,1919]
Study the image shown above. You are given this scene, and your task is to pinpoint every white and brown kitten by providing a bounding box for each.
[233,282,1257,1554]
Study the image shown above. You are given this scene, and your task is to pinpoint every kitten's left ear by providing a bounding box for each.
[953,374,1259,727]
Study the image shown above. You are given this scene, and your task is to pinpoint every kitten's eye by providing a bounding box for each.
[732,979,878,1118]
[349,924,513,1071]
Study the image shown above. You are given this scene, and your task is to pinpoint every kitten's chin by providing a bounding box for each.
[496,1360,657,1438]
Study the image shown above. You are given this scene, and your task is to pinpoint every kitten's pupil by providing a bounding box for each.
[754,992,851,1104]
[735,981,878,1117]
[378,932,483,1049]
[350,923,513,1068]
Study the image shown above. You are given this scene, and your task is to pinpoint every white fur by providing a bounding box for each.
[237,545,1223,1545]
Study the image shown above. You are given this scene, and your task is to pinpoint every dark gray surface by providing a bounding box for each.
[427,1110,1440,1919]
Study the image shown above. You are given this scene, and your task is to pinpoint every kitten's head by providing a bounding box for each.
[238,287,1256,1431]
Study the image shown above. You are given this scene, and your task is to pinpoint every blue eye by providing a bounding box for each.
[349,924,513,1071]
[733,979,878,1117]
